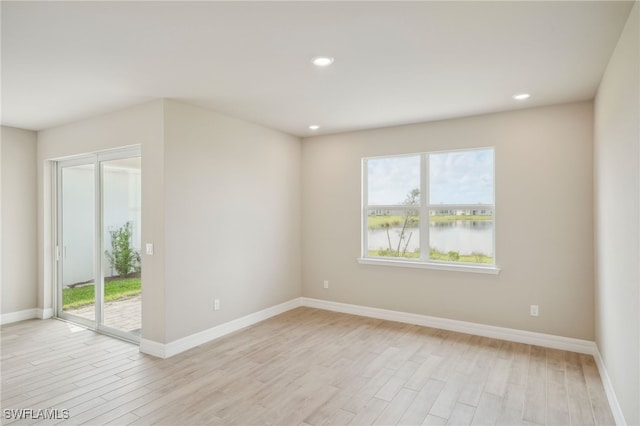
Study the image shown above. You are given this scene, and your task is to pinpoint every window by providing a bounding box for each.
[361,148,497,273]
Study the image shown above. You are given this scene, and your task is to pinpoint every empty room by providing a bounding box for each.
[1,1,638,425]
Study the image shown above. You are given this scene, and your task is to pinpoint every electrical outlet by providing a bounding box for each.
[214,299,220,311]
[530,305,539,317]
[323,280,329,289]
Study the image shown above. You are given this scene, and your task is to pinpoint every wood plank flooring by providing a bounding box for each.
[0,307,615,425]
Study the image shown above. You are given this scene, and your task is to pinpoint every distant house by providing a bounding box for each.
[429,209,493,216]
[369,209,392,216]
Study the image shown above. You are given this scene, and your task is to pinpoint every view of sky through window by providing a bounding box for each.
[367,155,420,205]
[429,149,494,205]
[367,149,493,206]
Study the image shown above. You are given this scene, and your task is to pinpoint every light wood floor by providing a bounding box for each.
[1,307,614,426]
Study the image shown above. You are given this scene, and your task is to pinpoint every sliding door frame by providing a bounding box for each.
[55,155,97,330]
[54,146,141,343]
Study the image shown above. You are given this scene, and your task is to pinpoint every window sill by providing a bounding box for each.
[357,257,501,275]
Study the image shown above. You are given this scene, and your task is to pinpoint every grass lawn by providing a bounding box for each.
[429,214,492,223]
[368,215,419,229]
[428,249,493,264]
[368,214,492,229]
[368,249,493,264]
[63,277,141,309]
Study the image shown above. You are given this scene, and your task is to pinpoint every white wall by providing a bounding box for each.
[37,100,166,343]
[594,3,640,425]
[302,101,594,340]
[102,163,141,278]
[1,126,38,315]
[37,99,302,345]
[59,165,94,286]
[163,100,302,341]
[59,165,141,285]
[38,100,301,343]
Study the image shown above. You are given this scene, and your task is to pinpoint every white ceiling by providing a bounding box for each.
[1,1,634,137]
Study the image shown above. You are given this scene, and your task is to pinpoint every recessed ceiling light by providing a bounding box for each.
[309,125,320,130]
[311,56,334,67]
[512,93,531,100]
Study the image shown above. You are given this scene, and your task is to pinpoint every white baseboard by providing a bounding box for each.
[143,296,597,358]
[301,298,627,425]
[140,298,303,358]
[300,297,597,355]
[136,295,623,426]
[593,347,627,425]
[37,308,53,320]
[139,338,168,358]
[0,308,38,325]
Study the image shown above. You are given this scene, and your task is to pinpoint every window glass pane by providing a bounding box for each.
[367,209,420,260]
[368,155,420,205]
[429,149,493,205]
[61,164,95,321]
[429,209,493,264]
[102,156,142,335]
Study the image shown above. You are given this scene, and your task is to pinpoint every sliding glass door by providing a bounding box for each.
[58,161,96,327]
[101,156,142,335]
[56,148,141,342]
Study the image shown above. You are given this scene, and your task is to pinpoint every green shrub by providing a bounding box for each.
[105,222,140,277]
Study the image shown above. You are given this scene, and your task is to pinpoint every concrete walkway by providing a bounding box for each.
[65,294,141,334]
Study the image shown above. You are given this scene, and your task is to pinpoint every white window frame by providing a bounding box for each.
[358,148,500,275]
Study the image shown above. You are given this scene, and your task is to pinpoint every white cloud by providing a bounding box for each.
[429,149,493,204]
[366,149,494,206]
[367,155,420,205]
